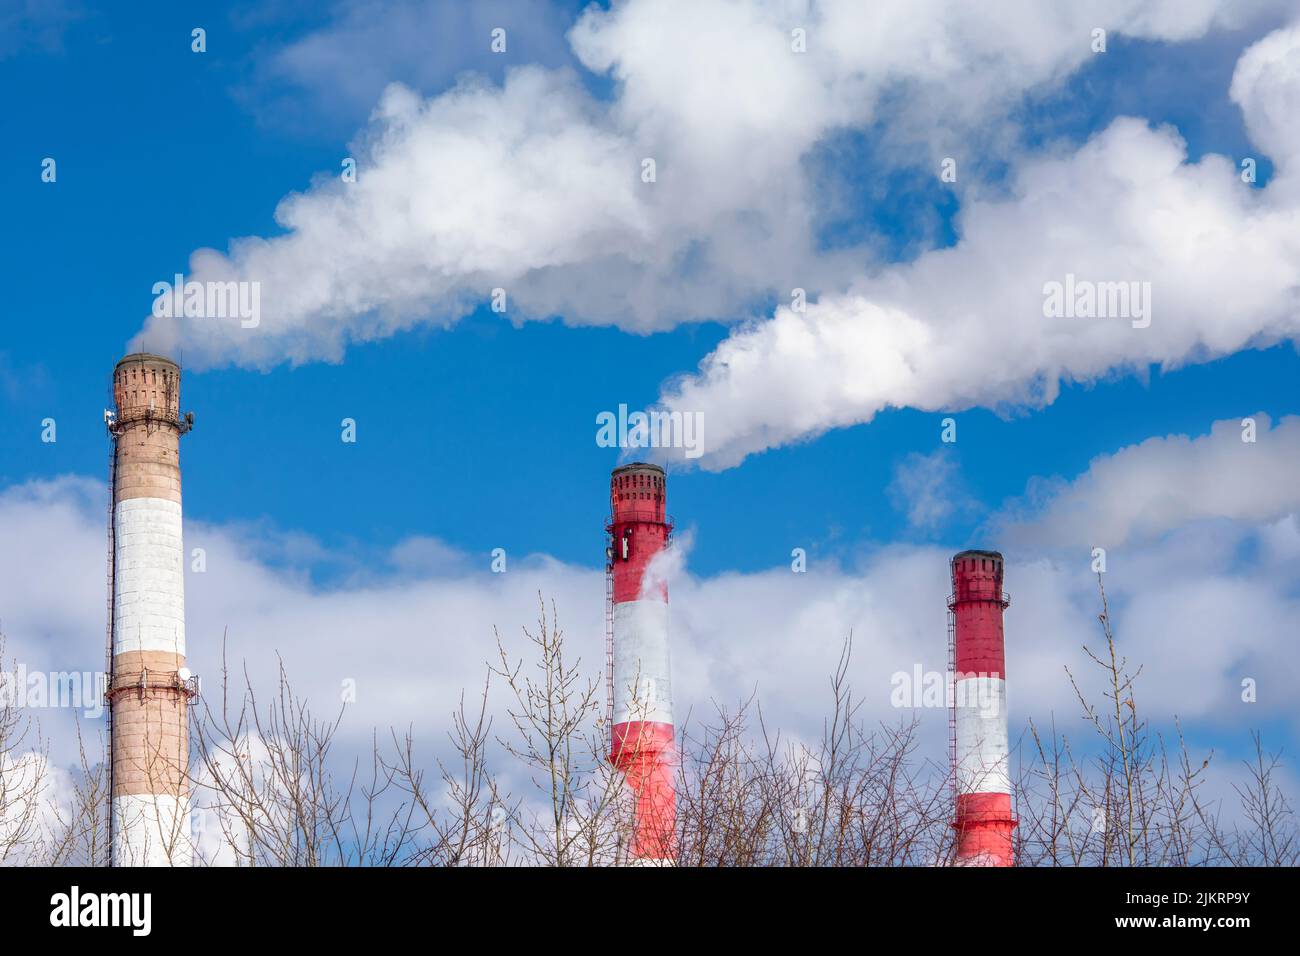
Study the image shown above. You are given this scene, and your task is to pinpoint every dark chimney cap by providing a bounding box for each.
[611,462,665,477]
[116,352,180,370]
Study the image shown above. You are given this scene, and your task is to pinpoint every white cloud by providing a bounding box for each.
[2,473,1295,787]
[996,413,1300,549]
[888,449,972,531]
[1231,20,1300,188]
[0,0,86,60]
[131,0,1293,368]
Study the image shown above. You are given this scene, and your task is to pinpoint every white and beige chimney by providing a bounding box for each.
[106,352,196,866]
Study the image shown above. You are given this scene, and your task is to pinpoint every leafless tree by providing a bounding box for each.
[0,631,49,864]
[675,635,952,867]
[488,595,626,866]
[41,718,110,866]
[1013,573,1296,867]
[12,581,1295,868]
[190,633,414,866]
[380,676,512,866]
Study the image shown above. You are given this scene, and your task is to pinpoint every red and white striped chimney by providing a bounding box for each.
[606,463,676,865]
[948,549,1015,867]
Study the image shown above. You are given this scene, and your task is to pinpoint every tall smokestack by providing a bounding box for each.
[948,549,1015,867]
[606,462,676,865]
[106,353,196,866]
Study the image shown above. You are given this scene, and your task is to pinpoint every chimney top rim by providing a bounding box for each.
[611,462,665,477]
[116,352,180,370]
[952,549,1003,562]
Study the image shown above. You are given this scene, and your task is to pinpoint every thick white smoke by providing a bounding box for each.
[659,23,1300,468]
[130,0,1288,369]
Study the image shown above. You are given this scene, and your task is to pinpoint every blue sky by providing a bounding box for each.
[3,1,1296,576]
[3,0,1300,830]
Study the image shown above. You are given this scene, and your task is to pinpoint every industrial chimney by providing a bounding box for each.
[606,463,676,865]
[105,353,196,866]
[948,549,1015,867]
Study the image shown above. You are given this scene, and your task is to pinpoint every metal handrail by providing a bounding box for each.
[103,667,200,703]
[111,406,191,432]
[947,590,1011,610]
[605,511,674,533]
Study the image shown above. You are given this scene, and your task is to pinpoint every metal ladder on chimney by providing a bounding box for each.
[104,433,117,866]
[604,551,615,731]
[946,604,958,804]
